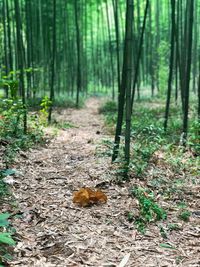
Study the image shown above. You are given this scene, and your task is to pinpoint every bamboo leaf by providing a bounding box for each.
[0,213,11,227]
[0,233,16,246]
[159,243,176,249]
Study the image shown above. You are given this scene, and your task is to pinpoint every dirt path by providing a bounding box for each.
[10,98,199,267]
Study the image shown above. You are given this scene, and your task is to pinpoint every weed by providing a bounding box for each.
[100,97,198,210]
[0,213,15,266]
[167,223,181,231]
[0,98,44,166]
[129,125,163,176]
[176,201,187,209]
[96,138,114,157]
[129,187,167,233]
[159,225,168,239]
[188,120,200,155]
[54,94,85,109]
[0,181,8,199]
[178,210,191,222]
[39,96,52,126]
[98,100,117,114]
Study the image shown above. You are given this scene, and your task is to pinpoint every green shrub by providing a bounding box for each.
[0,213,15,266]
[128,187,167,233]
[188,120,200,155]
[99,100,117,114]
[0,98,44,166]
[178,210,191,222]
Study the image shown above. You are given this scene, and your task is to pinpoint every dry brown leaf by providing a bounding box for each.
[73,188,90,207]
[73,187,107,207]
[95,190,107,203]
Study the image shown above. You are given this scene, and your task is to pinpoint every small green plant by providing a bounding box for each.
[98,100,117,114]
[188,120,200,155]
[176,201,187,209]
[178,210,191,222]
[0,97,44,166]
[129,127,163,176]
[0,181,8,199]
[39,96,52,126]
[129,187,167,233]
[96,138,114,157]
[159,226,168,239]
[167,223,181,231]
[54,95,85,108]
[0,213,15,266]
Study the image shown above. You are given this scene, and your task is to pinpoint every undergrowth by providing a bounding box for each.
[99,99,199,234]
[128,187,167,233]
[99,99,199,178]
[27,94,85,110]
[0,213,15,266]
[0,98,45,167]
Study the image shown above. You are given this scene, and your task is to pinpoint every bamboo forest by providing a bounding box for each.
[0,0,199,266]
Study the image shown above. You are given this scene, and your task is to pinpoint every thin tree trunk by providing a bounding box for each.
[164,0,176,131]
[48,0,56,123]
[182,0,194,141]
[124,0,134,167]
[14,0,27,133]
[106,0,115,99]
[74,0,81,108]
[198,56,200,122]
[131,0,149,110]
[112,0,121,94]
[6,0,13,75]
[2,0,9,97]
[112,0,134,163]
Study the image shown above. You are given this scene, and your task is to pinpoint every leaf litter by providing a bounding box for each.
[0,98,199,266]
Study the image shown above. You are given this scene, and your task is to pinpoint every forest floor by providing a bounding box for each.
[3,98,200,267]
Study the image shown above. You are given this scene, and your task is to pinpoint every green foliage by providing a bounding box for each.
[96,138,114,157]
[39,96,52,126]
[0,181,8,198]
[159,226,168,239]
[0,213,15,266]
[178,210,191,222]
[176,201,187,209]
[167,223,181,231]
[130,124,164,176]
[101,100,199,180]
[159,243,176,250]
[0,98,44,166]
[188,120,200,155]
[129,187,167,233]
[27,95,85,110]
[0,170,16,178]
[0,233,15,246]
[54,95,85,109]
[0,214,10,228]
[0,75,19,99]
[0,98,24,135]
[98,100,117,114]
[40,96,52,114]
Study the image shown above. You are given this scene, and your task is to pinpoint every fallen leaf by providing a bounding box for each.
[159,243,176,249]
[117,253,131,267]
[73,188,107,207]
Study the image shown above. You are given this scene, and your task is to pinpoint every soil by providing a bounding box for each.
[4,98,200,267]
